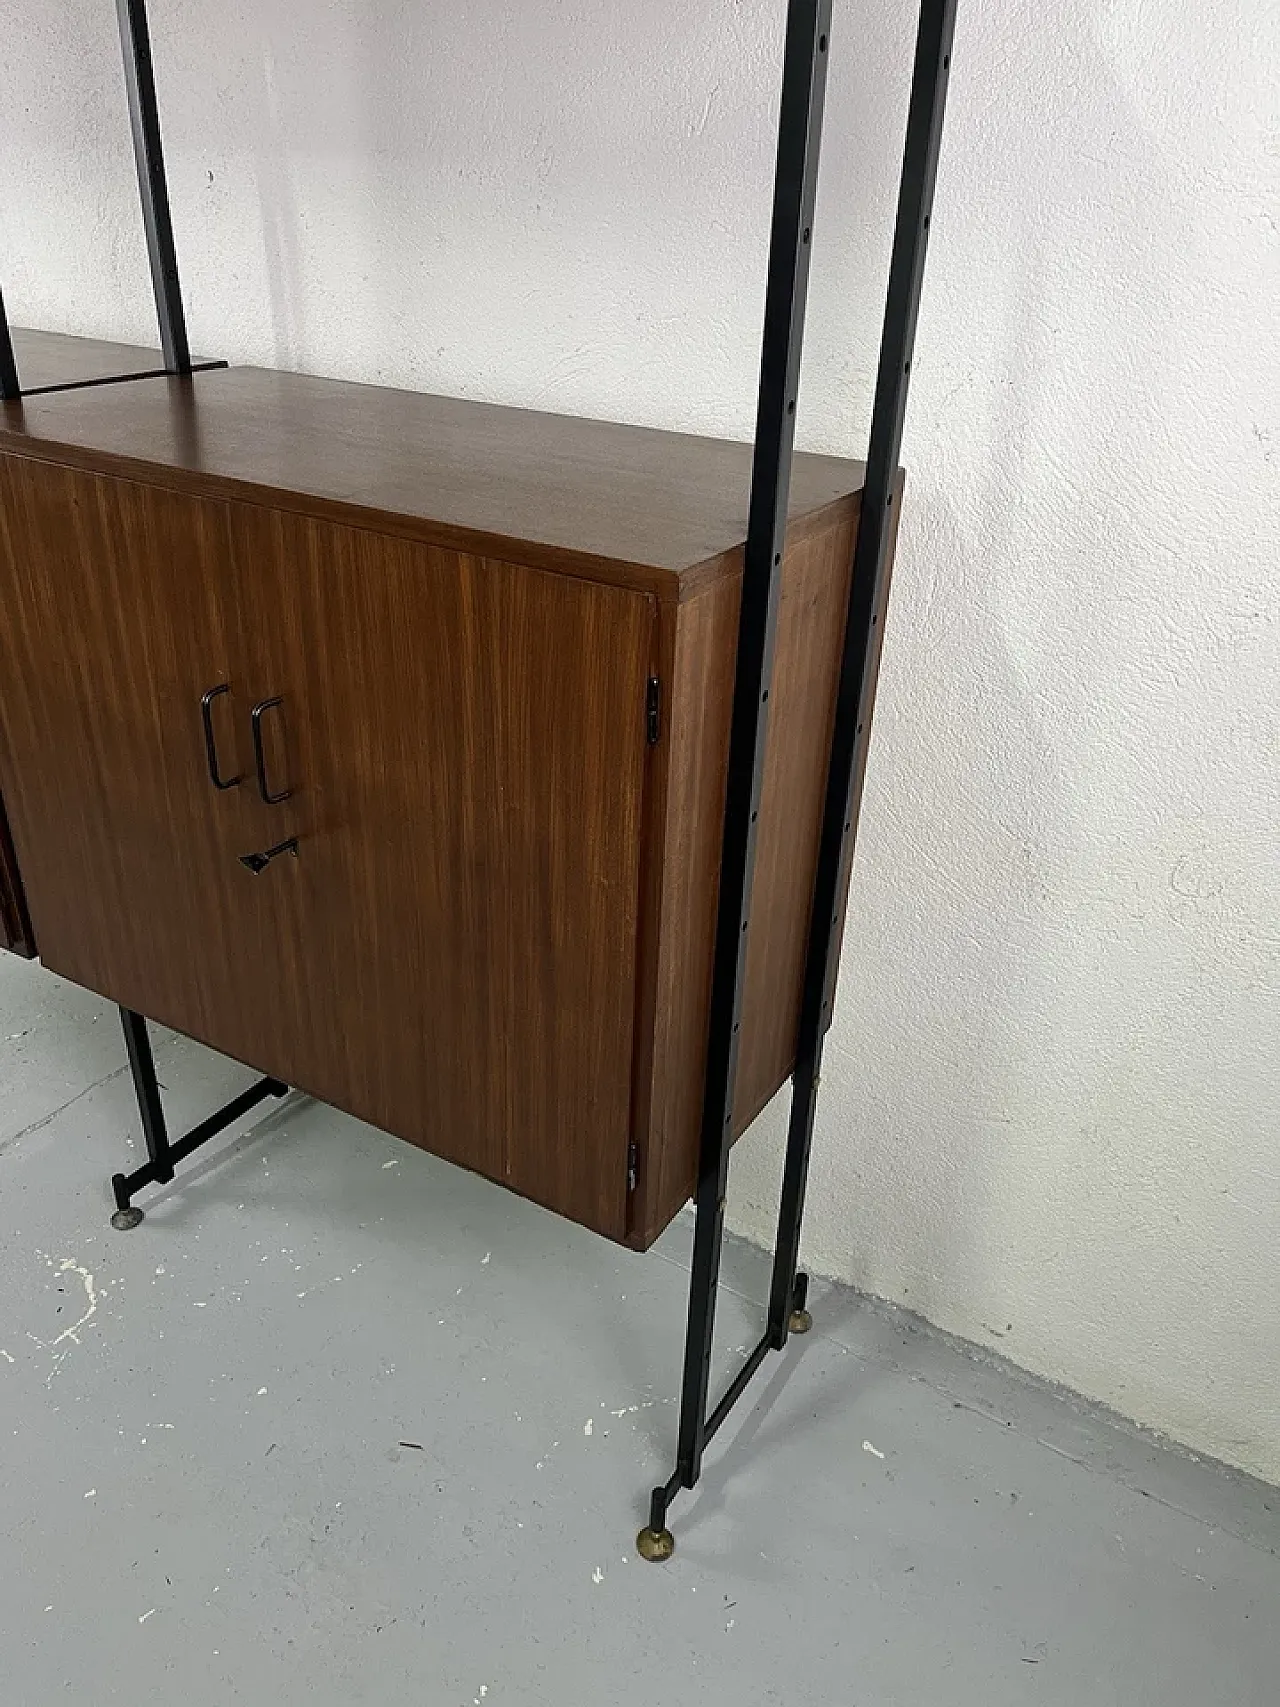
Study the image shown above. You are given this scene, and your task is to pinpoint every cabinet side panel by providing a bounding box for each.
[632,502,860,1248]
[0,791,34,957]
[734,502,860,1124]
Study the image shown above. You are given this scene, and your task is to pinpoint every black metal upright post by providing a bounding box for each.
[115,0,191,373]
[639,0,957,1561]
[766,0,957,1347]
[638,0,833,1562]
[0,287,20,400]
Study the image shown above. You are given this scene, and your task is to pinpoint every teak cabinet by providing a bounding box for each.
[0,364,886,1247]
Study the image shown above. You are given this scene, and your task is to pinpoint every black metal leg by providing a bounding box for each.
[640,0,957,1560]
[121,1007,173,1180]
[115,0,191,374]
[110,1007,288,1229]
[0,287,19,401]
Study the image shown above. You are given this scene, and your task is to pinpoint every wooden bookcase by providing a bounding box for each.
[0,0,956,1553]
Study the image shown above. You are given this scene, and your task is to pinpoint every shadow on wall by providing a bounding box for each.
[216,0,898,426]
[251,36,305,373]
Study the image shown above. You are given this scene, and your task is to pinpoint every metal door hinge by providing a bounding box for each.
[627,1140,639,1194]
[645,678,661,745]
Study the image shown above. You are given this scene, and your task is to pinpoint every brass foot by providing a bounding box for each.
[636,1526,675,1563]
[787,1271,812,1334]
[111,1206,145,1231]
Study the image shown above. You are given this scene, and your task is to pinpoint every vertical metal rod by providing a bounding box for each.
[119,1007,175,1184]
[767,0,958,1344]
[0,287,20,400]
[673,0,833,1491]
[115,0,191,373]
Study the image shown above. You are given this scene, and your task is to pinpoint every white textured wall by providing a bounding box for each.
[3,2,1277,1480]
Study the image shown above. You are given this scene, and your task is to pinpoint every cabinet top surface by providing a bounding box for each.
[10,327,218,397]
[0,363,865,592]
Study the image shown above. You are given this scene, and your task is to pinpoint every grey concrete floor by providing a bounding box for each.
[1,952,1277,1706]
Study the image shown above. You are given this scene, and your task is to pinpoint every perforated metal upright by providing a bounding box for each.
[640,0,958,1557]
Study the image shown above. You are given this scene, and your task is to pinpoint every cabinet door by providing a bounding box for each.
[0,457,290,1048]
[229,506,656,1238]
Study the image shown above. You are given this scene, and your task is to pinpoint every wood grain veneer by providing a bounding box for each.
[229,504,654,1238]
[626,501,862,1245]
[0,456,653,1239]
[0,365,864,595]
[0,369,895,1246]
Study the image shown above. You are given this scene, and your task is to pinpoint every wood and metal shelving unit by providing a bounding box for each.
[0,0,958,1559]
